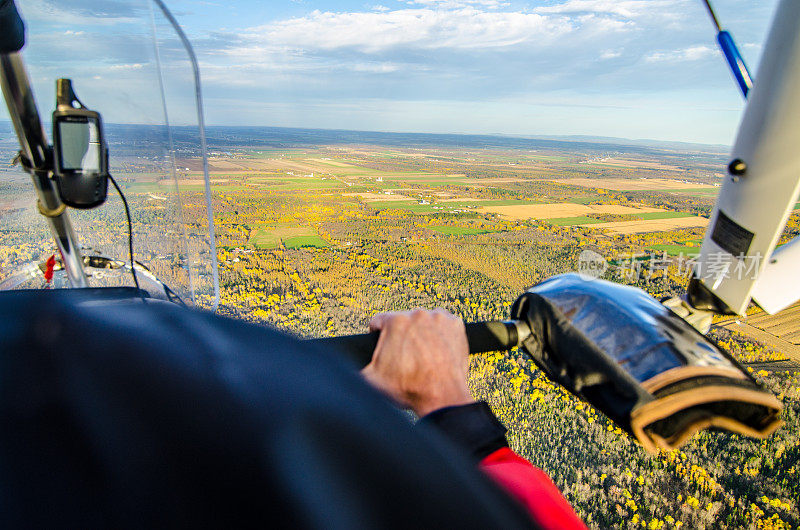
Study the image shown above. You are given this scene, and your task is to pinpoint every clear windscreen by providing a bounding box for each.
[0,0,218,309]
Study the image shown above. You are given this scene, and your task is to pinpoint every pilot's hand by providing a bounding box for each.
[362,308,473,416]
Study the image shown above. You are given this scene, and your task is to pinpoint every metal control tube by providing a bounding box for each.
[1,53,88,287]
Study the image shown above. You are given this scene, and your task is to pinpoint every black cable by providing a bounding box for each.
[701,0,722,31]
[108,174,143,297]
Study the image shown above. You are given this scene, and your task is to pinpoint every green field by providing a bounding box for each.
[249,228,281,249]
[248,224,326,249]
[126,182,251,193]
[429,226,495,236]
[530,154,570,161]
[247,149,307,158]
[648,241,702,256]
[669,187,719,196]
[283,235,329,248]
[566,195,604,205]
[634,211,694,220]
[546,216,604,226]
[249,177,346,190]
[368,201,439,213]
[396,178,467,186]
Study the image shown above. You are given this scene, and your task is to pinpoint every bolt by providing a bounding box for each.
[728,158,747,176]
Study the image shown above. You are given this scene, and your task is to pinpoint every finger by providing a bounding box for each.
[369,311,406,332]
[410,307,438,326]
[431,308,459,328]
[431,307,455,319]
[369,312,390,332]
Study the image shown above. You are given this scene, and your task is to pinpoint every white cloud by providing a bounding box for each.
[17,0,140,27]
[645,45,715,62]
[599,49,621,59]
[9,0,774,143]
[350,62,402,73]
[188,0,773,144]
[533,0,688,20]
[407,0,511,9]
[237,8,575,54]
[108,63,145,70]
[197,0,735,104]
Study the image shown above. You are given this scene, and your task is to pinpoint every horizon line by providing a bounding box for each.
[0,120,731,151]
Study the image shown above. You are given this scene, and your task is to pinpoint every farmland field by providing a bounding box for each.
[247,225,324,249]
[634,211,694,220]
[344,192,413,202]
[476,202,664,220]
[546,216,604,226]
[366,201,441,213]
[553,177,717,191]
[648,241,702,256]
[249,228,280,249]
[283,235,329,248]
[248,177,346,190]
[591,216,709,234]
[736,301,800,347]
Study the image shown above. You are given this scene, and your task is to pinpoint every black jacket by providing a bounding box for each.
[0,288,536,529]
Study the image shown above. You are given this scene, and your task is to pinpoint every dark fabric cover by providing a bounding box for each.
[0,0,25,53]
[0,289,537,529]
[510,283,654,435]
[510,274,780,449]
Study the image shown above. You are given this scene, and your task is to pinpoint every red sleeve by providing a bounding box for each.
[480,447,586,530]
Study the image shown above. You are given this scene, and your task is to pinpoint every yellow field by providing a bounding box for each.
[746,302,800,345]
[306,158,355,167]
[468,177,525,184]
[584,157,682,171]
[179,178,229,185]
[476,203,663,220]
[553,178,716,191]
[717,301,800,362]
[207,159,253,170]
[250,159,324,172]
[590,216,709,234]
[207,157,343,173]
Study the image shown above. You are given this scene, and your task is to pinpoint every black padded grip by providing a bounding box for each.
[0,0,25,53]
[309,320,525,368]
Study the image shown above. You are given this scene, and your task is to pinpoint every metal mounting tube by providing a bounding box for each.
[0,52,88,287]
[690,0,800,315]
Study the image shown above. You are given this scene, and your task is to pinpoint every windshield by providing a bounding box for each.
[0,0,218,309]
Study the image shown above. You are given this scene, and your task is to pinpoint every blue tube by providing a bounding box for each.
[717,30,752,98]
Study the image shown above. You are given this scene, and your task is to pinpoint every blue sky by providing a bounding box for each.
[8,0,780,144]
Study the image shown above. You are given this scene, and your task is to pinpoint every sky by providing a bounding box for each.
[6,0,782,145]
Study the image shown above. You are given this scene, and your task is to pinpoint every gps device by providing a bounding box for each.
[52,79,108,209]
